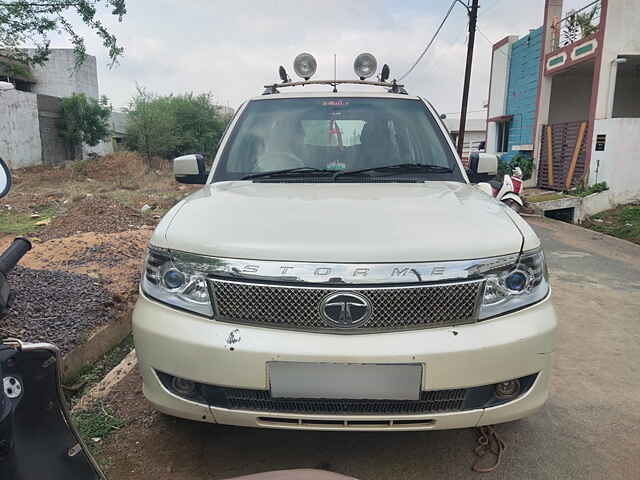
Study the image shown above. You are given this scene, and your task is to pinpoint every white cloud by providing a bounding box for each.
[49,0,546,113]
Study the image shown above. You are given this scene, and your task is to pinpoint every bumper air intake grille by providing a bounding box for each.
[202,386,468,415]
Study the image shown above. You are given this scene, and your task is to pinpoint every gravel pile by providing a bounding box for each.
[2,266,120,353]
[67,242,145,268]
[41,196,148,240]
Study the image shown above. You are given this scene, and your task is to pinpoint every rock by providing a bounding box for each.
[35,219,51,226]
[625,223,633,227]
[141,204,152,214]
[30,213,41,219]
[593,218,604,223]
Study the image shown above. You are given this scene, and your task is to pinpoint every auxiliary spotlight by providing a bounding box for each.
[293,53,317,80]
[354,53,377,80]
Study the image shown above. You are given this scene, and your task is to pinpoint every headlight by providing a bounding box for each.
[478,248,549,320]
[142,247,213,317]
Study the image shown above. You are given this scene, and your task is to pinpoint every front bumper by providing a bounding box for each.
[133,292,557,431]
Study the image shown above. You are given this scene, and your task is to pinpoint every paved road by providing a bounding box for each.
[102,217,640,480]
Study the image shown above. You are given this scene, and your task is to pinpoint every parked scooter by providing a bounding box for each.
[490,167,524,212]
[467,152,524,212]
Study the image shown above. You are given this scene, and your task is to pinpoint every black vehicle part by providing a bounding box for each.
[0,238,31,277]
[0,346,18,461]
[0,238,31,314]
[0,342,103,479]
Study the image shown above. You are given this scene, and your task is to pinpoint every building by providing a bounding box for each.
[486,29,543,165]
[486,0,640,208]
[444,116,487,161]
[0,49,117,168]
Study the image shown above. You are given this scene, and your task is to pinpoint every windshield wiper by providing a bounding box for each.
[242,167,334,180]
[333,163,453,180]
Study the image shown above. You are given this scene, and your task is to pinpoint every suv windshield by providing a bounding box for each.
[213,97,464,183]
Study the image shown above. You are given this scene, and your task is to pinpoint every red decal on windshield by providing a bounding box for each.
[322,100,349,107]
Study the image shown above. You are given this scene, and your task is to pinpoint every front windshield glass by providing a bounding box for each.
[213,97,463,182]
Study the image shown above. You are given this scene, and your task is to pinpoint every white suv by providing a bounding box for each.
[133,68,556,431]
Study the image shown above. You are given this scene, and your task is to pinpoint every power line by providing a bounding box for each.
[478,0,504,18]
[398,0,459,81]
[477,26,511,60]
[442,109,486,115]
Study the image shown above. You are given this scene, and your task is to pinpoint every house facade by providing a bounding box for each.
[486,0,640,206]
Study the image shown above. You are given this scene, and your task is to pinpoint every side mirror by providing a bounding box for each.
[0,157,12,199]
[173,154,209,184]
[467,152,498,183]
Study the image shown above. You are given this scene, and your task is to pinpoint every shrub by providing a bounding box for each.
[498,154,533,180]
[125,87,227,164]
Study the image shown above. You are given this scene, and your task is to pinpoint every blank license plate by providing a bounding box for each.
[268,362,422,400]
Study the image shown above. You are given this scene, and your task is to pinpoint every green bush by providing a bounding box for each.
[573,181,608,197]
[125,87,228,162]
[497,154,533,180]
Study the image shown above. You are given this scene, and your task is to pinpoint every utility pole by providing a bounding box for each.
[456,0,479,158]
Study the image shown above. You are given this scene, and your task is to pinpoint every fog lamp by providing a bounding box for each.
[172,377,196,397]
[163,269,185,290]
[354,53,377,79]
[293,53,317,80]
[495,379,521,399]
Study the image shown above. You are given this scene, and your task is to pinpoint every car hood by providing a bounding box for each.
[156,181,533,263]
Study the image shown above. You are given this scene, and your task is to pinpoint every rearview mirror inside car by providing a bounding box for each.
[467,152,498,183]
[174,154,209,184]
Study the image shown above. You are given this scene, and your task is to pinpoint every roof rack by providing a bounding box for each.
[262,79,407,96]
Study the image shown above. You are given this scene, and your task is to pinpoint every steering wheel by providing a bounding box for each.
[255,151,304,172]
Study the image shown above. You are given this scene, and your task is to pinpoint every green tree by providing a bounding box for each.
[0,0,126,68]
[57,93,111,157]
[125,88,228,162]
[125,87,177,163]
[171,93,226,156]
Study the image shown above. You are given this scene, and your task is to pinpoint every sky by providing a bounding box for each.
[45,0,588,115]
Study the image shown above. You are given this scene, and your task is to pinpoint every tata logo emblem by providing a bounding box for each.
[320,292,371,328]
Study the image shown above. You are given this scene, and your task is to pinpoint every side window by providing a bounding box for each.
[496,121,510,153]
[225,116,270,172]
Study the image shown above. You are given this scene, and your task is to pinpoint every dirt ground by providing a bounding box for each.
[91,217,640,480]
[0,152,188,355]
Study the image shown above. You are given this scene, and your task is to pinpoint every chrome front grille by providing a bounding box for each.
[210,279,484,332]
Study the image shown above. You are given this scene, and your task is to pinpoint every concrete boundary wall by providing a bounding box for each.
[0,89,41,168]
[589,117,640,204]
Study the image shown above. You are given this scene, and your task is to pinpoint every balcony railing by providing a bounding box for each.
[551,0,601,51]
